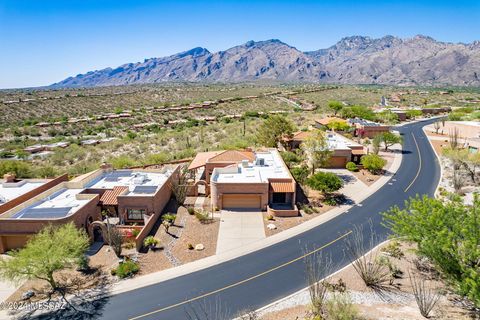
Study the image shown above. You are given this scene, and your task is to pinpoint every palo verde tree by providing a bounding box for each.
[255,115,295,148]
[383,194,480,307]
[0,223,90,291]
[378,132,402,151]
[361,154,386,174]
[300,130,332,175]
[327,100,344,115]
[306,171,343,199]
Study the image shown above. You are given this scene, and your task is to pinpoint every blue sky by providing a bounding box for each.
[0,0,479,89]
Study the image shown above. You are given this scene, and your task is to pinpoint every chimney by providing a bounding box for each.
[100,162,113,172]
[3,173,16,183]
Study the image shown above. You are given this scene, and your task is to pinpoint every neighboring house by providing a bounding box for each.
[187,150,256,196]
[0,164,179,253]
[314,117,347,130]
[210,149,298,216]
[283,131,312,150]
[420,106,452,115]
[348,118,391,138]
[467,138,480,154]
[284,130,366,168]
[325,132,366,168]
[0,174,53,206]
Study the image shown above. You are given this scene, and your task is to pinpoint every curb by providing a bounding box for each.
[244,239,392,319]
[422,125,445,198]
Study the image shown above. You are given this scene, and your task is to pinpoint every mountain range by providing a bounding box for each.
[52,35,480,87]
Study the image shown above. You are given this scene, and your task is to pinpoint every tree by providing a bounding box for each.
[300,130,332,175]
[328,100,343,115]
[443,147,480,184]
[255,115,295,148]
[372,135,382,155]
[379,132,402,151]
[0,223,89,291]
[290,165,309,184]
[406,109,423,119]
[106,223,123,257]
[306,172,343,196]
[376,110,399,124]
[361,154,386,174]
[382,195,480,306]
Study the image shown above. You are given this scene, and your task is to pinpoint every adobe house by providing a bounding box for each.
[282,130,366,168]
[209,149,298,217]
[314,117,347,130]
[348,118,391,138]
[187,150,256,196]
[0,164,179,253]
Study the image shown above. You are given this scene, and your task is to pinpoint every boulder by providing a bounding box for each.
[21,290,34,300]
[195,244,205,251]
[267,223,277,230]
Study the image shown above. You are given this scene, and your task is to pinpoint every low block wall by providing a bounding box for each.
[268,205,299,217]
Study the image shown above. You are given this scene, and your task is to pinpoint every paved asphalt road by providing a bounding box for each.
[89,119,440,320]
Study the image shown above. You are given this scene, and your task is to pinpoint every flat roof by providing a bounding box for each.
[0,181,46,204]
[86,169,174,196]
[326,132,363,151]
[212,150,290,184]
[11,188,89,219]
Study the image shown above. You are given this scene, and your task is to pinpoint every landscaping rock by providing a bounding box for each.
[195,244,205,251]
[21,290,34,300]
[267,223,277,230]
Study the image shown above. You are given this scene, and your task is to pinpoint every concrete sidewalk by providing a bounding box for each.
[216,210,266,254]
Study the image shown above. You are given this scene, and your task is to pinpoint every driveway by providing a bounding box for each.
[216,210,266,254]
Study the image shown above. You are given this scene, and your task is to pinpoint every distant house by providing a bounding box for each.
[325,131,366,167]
[348,118,391,138]
[283,131,312,150]
[314,117,347,130]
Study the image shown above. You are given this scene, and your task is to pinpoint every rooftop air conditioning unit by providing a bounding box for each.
[242,160,249,167]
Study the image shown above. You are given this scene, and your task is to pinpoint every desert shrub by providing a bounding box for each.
[345,162,358,172]
[143,236,160,248]
[115,260,139,279]
[360,154,386,174]
[290,165,309,184]
[162,213,176,224]
[195,211,212,224]
[325,293,359,320]
[306,172,343,195]
[0,160,33,178]
[281,151,302,167]
[187,243,194,250]
[383,195,480,306]
[187,207,195,215]
[266,214,274,221]
[381,241,404,259]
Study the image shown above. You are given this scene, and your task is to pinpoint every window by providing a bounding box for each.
[127,208,146,220]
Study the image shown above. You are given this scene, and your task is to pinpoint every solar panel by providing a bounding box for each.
[133,186,158,194]
[20,207,72,219]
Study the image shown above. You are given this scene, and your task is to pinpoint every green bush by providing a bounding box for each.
[345,162,358,172]
[360,154,386,174]
[325,293,359,320]
[290,165,309,184]
[280,151,302,167]
[143,236,159,248]
[306,171,343,195]
[115,260,139,279]
[187,207,195,215]
[195,211,212,224]
[162,213,176,224]
[383,195,480,306]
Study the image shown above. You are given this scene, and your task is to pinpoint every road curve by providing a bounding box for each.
[96,119,441,320]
